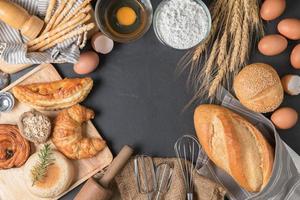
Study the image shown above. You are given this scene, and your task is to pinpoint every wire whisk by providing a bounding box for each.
[174,135,208,200]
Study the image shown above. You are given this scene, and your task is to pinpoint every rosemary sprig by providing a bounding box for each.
[31,144,55,186]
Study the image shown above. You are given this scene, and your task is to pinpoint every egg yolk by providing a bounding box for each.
[116,6,137,26]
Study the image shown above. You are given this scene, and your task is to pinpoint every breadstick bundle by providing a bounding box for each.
[27,0,94,52]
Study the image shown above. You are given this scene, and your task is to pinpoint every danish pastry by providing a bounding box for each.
[0,124,30,169]
[12,78,93,110]
[52,104,106,159]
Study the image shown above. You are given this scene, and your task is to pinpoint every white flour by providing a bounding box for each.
[156,0,210,49]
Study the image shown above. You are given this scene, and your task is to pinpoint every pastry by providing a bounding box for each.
[233,63,283,113]
[12,78,93,110]
[52,104,106,159]
[24,147,74,198]
[0,124,30,169]
[194,104,274,192]
[18,110,51,143]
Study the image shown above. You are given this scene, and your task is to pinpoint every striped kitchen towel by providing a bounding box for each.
[0,0,82,64]
[197,88,300,200]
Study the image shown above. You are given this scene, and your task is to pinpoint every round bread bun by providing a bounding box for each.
[24,150,74,198]
[233,63,283,113]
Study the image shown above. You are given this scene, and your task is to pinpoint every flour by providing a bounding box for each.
[156,0,210,49]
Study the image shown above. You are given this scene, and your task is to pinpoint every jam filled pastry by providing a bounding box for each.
[12,78,93,110]
[52,104,106,159]
[0,124,30,169]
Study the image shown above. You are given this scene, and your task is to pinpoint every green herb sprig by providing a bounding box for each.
[31,144,55,186]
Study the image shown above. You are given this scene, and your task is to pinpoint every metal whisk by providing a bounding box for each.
[174,135,208,200]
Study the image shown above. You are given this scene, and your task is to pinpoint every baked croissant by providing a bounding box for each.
[12,78,93,110]
[52,104,106,159]
[0,124,30,169]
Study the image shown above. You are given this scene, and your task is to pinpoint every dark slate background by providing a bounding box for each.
[10,0,300,199]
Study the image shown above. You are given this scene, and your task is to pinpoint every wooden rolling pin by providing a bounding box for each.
[0,0,44,39]
[75,145,134,200]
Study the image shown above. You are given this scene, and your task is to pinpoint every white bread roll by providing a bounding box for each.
[24,151,74,198]
[233,63,283,113]
[194,104,274,192]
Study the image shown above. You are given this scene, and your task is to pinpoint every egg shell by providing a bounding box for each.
[281,74,300,95]
[291,44,300,69]
[74,51,100,75]
[278,18,300,40]
[260,0,286,21]
[271,107,298,130]
[91,32,114,54]
[258,34,288,56]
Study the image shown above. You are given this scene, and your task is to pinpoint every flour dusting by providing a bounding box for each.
[156,0,210,49]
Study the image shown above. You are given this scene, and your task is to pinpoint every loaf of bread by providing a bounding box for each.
[194,104,274,192]
[233,63,283,113]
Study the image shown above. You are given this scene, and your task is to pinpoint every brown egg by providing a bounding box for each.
[278,18,300,40]
[258,34,288,56]
[260,0,286,21]
[74,51,99,75]
[271,107,298,129]
[291,44,300,69]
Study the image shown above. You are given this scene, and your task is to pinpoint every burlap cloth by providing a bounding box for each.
[114,158,226,200]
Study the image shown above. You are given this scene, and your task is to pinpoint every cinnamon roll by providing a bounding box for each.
[0,124,30,169]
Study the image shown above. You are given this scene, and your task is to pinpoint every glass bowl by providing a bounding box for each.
[153,0,211,50]
[95,0,153,43]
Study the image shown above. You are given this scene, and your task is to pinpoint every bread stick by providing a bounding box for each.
[29,14,91,52]
[45,0,57,23]
[38,23,95,51]
[60,0,92,25]
[42,0,67,34]
[52,0,76,29]
[28,13,88,47]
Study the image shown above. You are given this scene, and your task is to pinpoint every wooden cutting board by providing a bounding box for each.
[0,64,113,200]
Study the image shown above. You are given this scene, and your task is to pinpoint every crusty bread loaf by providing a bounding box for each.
[194,104,274,192]
[233,63,283,113]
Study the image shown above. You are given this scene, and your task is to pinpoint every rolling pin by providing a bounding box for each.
[0,0,44,39]
[75,145,134,200]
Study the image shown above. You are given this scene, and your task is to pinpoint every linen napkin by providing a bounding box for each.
[197,87,300,200]
[0,0,82,64]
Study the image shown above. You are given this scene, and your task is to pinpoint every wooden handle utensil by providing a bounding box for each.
[74,145,134,200]
[0,0,44,39]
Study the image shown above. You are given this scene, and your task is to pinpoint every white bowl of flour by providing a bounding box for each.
[153,0,211,50]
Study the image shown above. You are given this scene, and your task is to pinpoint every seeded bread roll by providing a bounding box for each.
[233,63,283,113]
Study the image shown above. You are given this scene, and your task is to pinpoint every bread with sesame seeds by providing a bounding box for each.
[233,63,283,113]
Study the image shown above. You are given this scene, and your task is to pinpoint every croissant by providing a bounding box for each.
[52,104,106,159]
[12,78,93,110]
[0,124,30,169]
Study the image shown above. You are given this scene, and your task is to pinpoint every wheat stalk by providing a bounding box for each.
[178,0,263,104]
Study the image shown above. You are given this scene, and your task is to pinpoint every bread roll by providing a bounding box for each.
[233,63,283,113]
[24,151,74,198]
[194,104,274,192]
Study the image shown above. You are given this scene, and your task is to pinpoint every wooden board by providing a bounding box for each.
[0,59,32,74]
[0,64,113,200]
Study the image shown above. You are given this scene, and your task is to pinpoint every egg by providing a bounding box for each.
[278,18,300,40]
[91,32,114,54]
[258,34,288,56]
[260,0,286,21]
[74,51,100,75]
[271,107,298,130]
[291,44,300,69]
